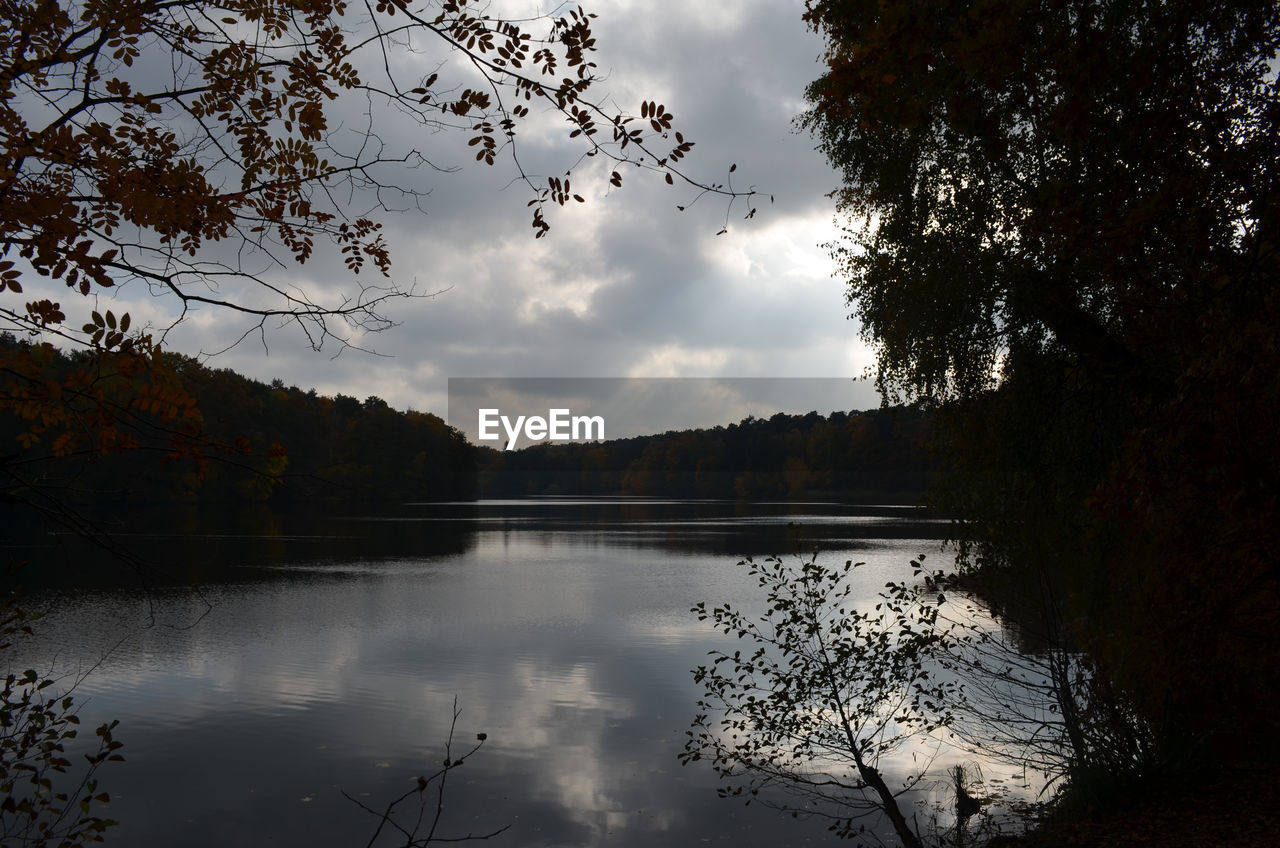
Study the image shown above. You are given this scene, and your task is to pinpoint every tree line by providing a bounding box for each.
[2,332,938,508]
[0,332,477,506]
[478,407,936,499]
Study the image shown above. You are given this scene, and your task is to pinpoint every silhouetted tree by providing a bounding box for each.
[681,553,962,847]
[802,0,1280,766]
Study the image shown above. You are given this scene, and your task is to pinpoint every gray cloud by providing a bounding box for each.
[115,0,874,426]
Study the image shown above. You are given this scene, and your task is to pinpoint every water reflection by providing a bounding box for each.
[9,499,950,847]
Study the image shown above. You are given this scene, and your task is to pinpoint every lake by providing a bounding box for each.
[8,498,974,847]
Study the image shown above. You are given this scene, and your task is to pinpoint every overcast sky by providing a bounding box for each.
[99,0,881,427]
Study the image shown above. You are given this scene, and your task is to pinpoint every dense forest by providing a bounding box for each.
[1,332,936,508]
[477,407,935,499]
[0,332,476,506]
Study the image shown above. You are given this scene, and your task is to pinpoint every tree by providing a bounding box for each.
[803,0,1275,404]
[931,580,1155,807]
[680,553,962,848]
[1,591,124,847]
[801,0,1280,766]
[0,0,757,512]
[345,700,508,847]
[1,0,755,343]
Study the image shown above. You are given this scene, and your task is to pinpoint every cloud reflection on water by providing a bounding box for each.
[17,500,957,846]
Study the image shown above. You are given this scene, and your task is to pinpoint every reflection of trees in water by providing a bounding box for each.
[428,499,946,558]
[7,499,945,597]
[681,550,1152,845]
[7,504,481,593]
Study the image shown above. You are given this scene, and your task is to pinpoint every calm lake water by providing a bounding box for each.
[9,499,964,847]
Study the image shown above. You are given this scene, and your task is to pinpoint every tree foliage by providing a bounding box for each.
[0,593,124,847]
[1,0,753,347]
[803,0,1276,403]
[0,332,476,506]
[0,0,757,514]
[680,553,961,847]
[802,0,1279,771]
[934,583,1155,807]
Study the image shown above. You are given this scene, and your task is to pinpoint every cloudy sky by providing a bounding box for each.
[100,0,881,427]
